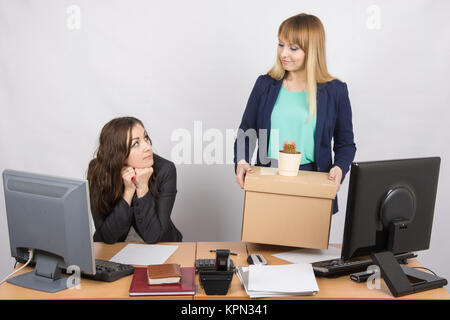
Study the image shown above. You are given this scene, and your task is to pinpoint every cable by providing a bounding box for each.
[412,266,437,276]
[0,248,35,285]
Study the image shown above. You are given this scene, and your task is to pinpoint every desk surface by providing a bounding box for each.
[246,243,450,300]
[0,242,448,300]
[0,242,196,300]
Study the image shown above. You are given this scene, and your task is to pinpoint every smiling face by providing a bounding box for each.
[277,37,306,73]
[125,124,153,168]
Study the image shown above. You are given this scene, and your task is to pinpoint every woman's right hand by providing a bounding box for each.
[235,160,253,189]
[121,166,136,205]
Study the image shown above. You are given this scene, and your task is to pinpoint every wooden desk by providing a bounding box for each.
[247,243,450,300]
[0,241,448,300]
[0,242,196,300]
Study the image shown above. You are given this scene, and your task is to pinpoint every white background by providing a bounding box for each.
[0,0,449,292]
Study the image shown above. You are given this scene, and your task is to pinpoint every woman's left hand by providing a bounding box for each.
[328,166,342,193]
[134,167,153,197]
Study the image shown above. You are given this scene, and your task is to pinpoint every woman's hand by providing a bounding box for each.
[328,166,343,193]
[235,160,253,189]
[134,167,153,198]
[121,166,137,205]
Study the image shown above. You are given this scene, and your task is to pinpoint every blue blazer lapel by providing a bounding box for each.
[314,83,328,168]
[262,78,283,144]
[255,78,282,166]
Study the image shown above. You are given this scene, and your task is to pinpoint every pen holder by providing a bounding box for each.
[199,270,234,295]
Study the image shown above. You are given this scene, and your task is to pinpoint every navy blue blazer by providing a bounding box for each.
[233,74,356,214]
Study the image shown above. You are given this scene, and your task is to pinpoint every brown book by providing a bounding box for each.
[147,263,182,285]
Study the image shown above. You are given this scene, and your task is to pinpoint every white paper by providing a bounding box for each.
[272,246,341,264]
[236,266,315,298]
[109,243,178,266]
[248,264,319,294]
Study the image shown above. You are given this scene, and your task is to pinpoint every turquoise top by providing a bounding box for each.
[268,86,316,165]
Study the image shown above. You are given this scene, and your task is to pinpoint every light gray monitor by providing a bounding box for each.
[2,169,95,293]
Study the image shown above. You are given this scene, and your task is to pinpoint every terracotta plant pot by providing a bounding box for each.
[278,151,302,176]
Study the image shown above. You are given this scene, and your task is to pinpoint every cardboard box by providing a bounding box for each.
[241,166,337,249]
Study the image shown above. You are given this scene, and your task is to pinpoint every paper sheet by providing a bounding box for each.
[272,246,341,264]
[109,243,178,266]
[248,263,319,293]
[236,266,315,298]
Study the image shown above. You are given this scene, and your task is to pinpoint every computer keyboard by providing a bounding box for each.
[15,257,135,282]
[312,252,417,277]
[83,259,135,282]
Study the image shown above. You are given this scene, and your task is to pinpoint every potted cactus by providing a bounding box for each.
[278,141,302,176]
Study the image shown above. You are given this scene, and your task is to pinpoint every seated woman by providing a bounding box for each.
[87,116,182,244]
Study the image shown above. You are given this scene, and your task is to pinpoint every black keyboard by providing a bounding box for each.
[312,252,417,277]
[83,259,135,282]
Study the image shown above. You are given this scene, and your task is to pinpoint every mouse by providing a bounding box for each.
[247,254,267,265]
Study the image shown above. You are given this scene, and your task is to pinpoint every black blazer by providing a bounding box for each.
[92,154,182,244]
[234,74,357,214]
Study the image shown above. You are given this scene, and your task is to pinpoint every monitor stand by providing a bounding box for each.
[371,251,447,297]
[7,254,69,293]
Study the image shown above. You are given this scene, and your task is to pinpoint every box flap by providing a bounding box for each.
[244,166,336,199]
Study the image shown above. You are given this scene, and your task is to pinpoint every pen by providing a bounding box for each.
[209,250,238,256]
[131,177,139,189]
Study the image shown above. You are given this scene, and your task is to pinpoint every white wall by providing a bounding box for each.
[1,0,449,292]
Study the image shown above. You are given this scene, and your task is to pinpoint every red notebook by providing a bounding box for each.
[129,267,195,296]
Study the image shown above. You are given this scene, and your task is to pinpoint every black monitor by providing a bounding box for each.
[341,157,447,296]
[2,169,96,293]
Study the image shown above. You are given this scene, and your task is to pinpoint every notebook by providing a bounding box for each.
[147,263,181,285]
[129,267,195,296]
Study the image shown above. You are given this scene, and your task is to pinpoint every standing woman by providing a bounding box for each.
[87,117,182,243]
[234,13,356,214]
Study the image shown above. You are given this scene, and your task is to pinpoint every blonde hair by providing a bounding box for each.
[268,13,336,120]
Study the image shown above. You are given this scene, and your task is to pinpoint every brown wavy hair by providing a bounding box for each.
[87,117,158,217]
